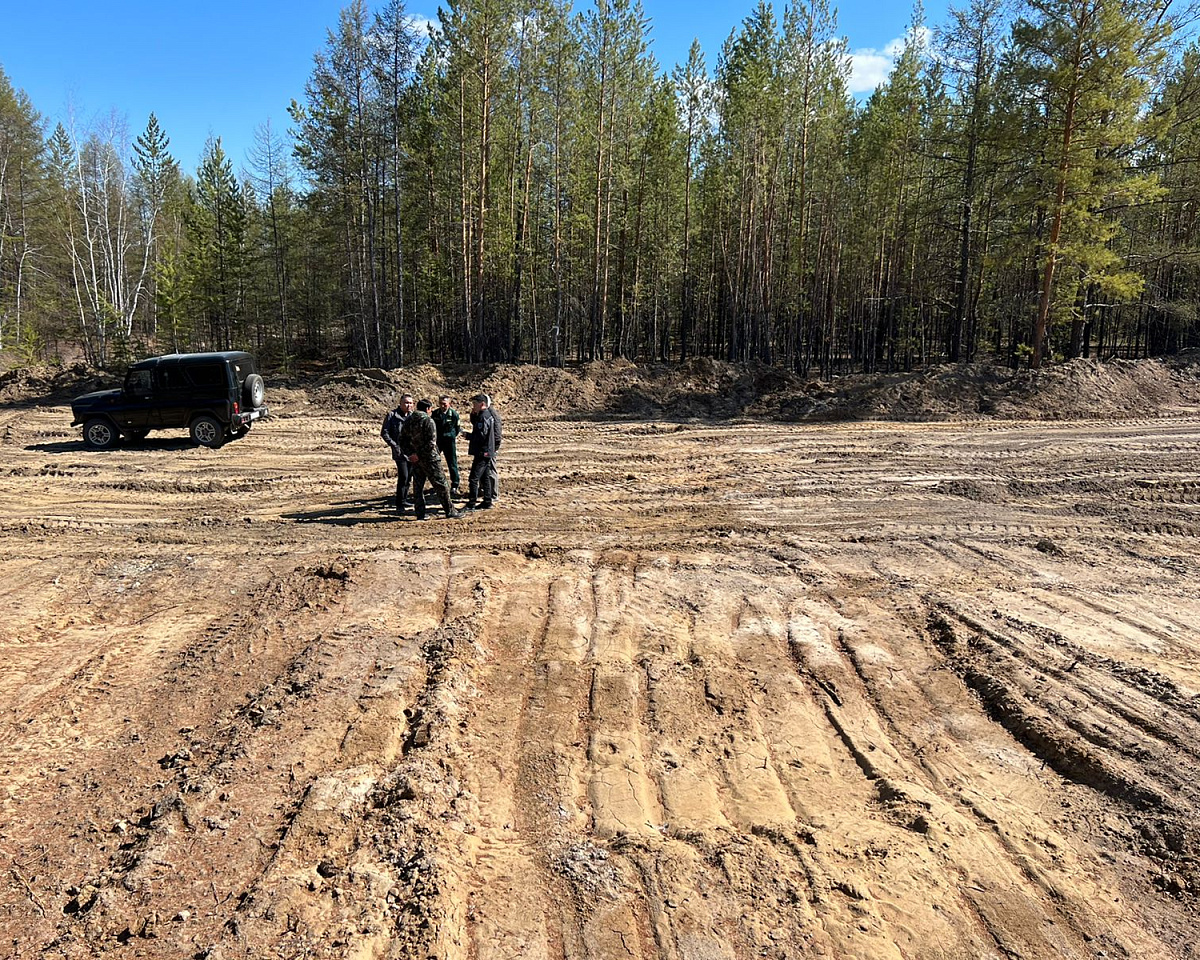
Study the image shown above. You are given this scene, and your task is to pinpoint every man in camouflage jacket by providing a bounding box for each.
[398,399,465,520]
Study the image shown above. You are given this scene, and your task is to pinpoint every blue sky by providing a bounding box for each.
[2,0,946,175]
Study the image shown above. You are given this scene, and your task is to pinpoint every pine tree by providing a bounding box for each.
[247,119,296,365]
[370,0,420,366]
[936,0,1007,361]
[188,138,248,349]
[132,113,176,340]
[671,40,709,360]
[1011,0,1173,367]
[0,67,45,354]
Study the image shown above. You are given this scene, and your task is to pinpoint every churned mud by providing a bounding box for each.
[2,361,1200,959]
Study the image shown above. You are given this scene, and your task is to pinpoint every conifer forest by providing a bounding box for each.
[3,0,1200,374]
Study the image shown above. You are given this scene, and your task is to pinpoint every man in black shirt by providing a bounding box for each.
[465,393,502,510]
[380,394,415,514]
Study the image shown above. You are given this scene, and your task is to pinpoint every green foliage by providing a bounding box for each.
[0,67,47,358]
[11,318,42,365]
[1007,0,1173,364]
[6,0,1200,370]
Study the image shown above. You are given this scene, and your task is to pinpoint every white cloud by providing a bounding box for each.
[406,14,437,40]
[848,28,931,96]
[849,49,895,94]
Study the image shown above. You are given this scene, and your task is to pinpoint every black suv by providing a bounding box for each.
[71,351,268,449]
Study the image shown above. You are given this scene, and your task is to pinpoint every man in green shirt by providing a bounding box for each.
[431,394,462,495]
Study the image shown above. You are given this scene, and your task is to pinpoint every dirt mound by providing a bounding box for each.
[341,356,1200,422]
[981,358,1200,420]
[6,355,1199,422]
[310,357,809,420]
[776,357,1200,421]
[0,362,119,406]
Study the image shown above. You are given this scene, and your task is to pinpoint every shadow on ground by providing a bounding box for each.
[283,499,405,526]
[28,437,196,454]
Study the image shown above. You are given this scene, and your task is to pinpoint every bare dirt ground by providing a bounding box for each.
[2,359,1200,959]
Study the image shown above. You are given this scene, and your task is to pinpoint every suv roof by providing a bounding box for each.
[132,351,254,367]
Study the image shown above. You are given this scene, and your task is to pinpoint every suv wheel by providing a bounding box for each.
[243,373,265,409]
[190,415,225,448]
[83,418,119,450]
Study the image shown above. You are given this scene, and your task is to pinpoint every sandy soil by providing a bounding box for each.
[2,366,1200,959]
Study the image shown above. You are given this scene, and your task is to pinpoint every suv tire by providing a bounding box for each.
[243,373,265,410]
[83,418,119,450]
[190,415,225,448]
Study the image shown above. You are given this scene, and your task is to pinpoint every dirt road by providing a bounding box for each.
[2,394,1199,959]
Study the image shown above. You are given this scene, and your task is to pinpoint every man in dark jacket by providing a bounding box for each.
[465,393,501,510]
[431,395,462,494]
[399,399,465,520]
[381,394,415,513]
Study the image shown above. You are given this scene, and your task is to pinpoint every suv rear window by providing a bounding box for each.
[231,358,256,384]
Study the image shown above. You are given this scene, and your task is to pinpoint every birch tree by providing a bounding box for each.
[45,113,165,363]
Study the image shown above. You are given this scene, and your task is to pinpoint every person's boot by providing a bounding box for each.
[441,494,465,519]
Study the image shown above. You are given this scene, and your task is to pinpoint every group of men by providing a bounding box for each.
[380,392,502,520]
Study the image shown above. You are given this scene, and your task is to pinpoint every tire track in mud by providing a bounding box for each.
[0,555,242,808]
[193,554,457,958]
[423,554,1184,959]
[40,553,447,958]
[928,600,1200,803]
[7,402,1200,958]
[927,597,1200,900]
[801,592,1165,958]
[452,570,564,960]
[1032,588,1200,671]
[0,559,360,954]
[784,599,1065,959]
[171,552,563,960]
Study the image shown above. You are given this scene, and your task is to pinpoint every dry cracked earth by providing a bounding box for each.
[2,394,1200,960]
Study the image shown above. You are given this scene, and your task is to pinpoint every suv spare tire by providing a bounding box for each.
[243,373,265,410]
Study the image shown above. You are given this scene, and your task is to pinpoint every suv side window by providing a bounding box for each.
[156,361,183,392]
[126,369,152,395]
[186,362,229,390]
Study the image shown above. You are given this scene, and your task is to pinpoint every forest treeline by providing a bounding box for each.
[3,0,1200,375]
